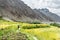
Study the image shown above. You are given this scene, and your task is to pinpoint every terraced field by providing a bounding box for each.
[21,28,60,40]
[0,19,60,40]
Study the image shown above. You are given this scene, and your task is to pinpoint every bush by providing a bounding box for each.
[29,21,41,24]
[50,23,60,28]
[21,24,50,29]
[0,16,3,20]
[21,24,37,29]
[36,24,50,28]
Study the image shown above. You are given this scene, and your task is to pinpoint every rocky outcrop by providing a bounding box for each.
[34,8,60,22]
[0,0,41,22]
[0,0,60,22]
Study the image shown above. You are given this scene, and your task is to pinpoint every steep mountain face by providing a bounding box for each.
[0,0,60,22]
[34,8,60,22]
[0,0,42,22]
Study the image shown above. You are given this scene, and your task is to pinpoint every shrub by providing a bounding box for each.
[21,24,37,29]
[50,23,60,28]
[0,16,3,20]
[36,24,50,28]
[30,21,41,24]
[21,24,50,29]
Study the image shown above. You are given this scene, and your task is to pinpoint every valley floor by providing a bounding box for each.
[0,20,60,40]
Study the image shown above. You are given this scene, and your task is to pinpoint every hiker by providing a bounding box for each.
[16,25,21,32]
[18,25,20,29]
[17,25,21,30]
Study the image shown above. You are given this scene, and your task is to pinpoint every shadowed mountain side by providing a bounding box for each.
[0,0,42,22]
[34,8,60,22]
[0,0,60,22]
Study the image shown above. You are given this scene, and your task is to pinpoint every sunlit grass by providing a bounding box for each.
[0,19,60,40]
[21,28,60,40]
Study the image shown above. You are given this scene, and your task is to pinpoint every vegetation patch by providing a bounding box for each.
[21,24,50,29]
[50,23,60,28]
[0,19,60,40]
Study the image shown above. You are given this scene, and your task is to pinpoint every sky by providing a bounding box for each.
[21,0,60,16]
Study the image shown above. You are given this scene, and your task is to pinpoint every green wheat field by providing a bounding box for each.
[0,18,60,40]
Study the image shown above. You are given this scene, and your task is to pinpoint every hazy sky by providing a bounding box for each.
[22,0,60,16]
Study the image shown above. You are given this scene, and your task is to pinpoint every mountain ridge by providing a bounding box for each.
[0,0,60,22]
[34,8,60,22]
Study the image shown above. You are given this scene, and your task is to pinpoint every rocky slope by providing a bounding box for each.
[34,8,60,22]
[0,0,60,22]
[0,0,42,22]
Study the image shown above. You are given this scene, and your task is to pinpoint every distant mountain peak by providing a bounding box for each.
[40,8,49,12]
[0,0,60,22]
[34,8,60,22]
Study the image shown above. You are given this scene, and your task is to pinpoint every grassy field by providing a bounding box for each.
[0,19,60,40]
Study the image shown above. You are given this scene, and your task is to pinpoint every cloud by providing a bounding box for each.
[47,0,60,9]
[22,0,60,16]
